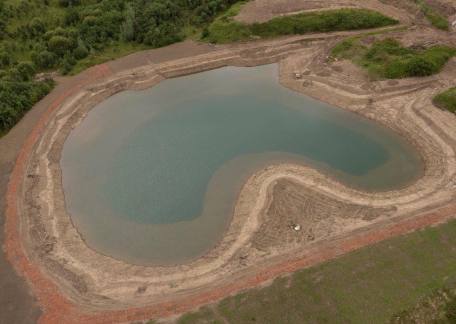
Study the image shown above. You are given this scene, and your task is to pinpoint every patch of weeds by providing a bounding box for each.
[433,87,456,113]
[414,0,449,30]
[332,37,456,79]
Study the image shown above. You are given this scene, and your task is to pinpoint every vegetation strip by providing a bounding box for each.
[205,8,398,43]
[331,37,456,79]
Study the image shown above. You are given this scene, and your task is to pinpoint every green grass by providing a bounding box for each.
[413,0,449,31]
[177,220,456,324]
[204,8,399,43]
[70,42,150,75]
[332,37,456,79]
[433,87,456,113]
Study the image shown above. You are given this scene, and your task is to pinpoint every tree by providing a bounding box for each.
[120,4,135,42]
[28,18,46,37]
[0,50,10,68]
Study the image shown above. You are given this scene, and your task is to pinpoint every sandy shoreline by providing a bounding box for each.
[4,22,456,324]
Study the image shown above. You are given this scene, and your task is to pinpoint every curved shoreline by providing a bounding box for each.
[5,31,456,323]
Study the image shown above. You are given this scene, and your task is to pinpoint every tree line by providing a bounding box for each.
[0,0,240,134]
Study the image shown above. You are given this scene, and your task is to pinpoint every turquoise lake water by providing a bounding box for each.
[61,64,423,265]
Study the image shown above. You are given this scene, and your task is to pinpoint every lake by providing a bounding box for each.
[61,64,422,265]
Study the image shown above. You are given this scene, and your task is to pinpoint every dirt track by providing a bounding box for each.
[2,1,456,324]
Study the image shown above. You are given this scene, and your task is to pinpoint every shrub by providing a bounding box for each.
[28,18,46,37]
[433,87,456,113]
[48,35,73,56]
[60,55,76,75]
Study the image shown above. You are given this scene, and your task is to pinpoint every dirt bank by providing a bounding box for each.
[0,40,216,324]
[4,24,455,324]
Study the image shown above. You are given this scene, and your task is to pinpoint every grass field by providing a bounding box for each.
[434,87,456,114]
[204,8,398,43]
[176,220,456,323]
[331,37,456,79]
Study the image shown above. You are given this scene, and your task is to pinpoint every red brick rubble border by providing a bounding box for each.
[3,63,456,323]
